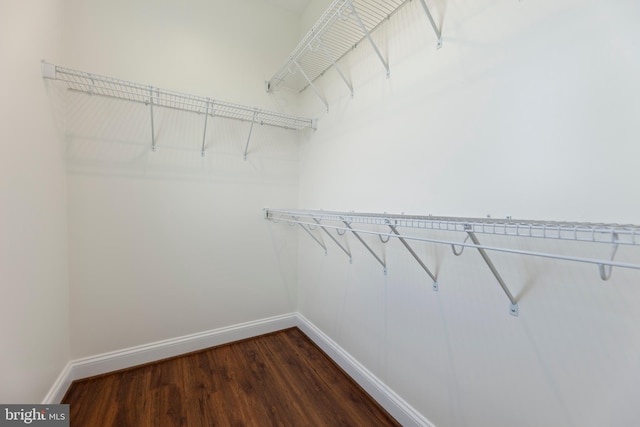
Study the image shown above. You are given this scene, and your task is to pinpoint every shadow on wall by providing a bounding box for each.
[43,80,302,184]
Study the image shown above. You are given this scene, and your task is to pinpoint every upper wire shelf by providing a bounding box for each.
[268,0,405,92]
[266,0,442,108]
[42,62,316,132]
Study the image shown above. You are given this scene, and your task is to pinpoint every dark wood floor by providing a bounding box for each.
[63,327,400,426]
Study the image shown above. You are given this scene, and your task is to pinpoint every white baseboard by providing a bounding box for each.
[43,313,297,404]
[295,314,435,427]
[42,361,73,405]
[44,312,433,426]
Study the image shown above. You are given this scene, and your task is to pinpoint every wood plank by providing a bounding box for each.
[62,328,400,426]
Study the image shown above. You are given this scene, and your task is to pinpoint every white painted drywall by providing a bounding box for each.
[299,0,332,38]
[295,0,640,426]
[61,0,300,358]
[0,0,70,403]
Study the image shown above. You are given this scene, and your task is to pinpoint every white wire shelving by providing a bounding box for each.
[265,0,442,110]
[265,209,640,316]
[42,61,316,158]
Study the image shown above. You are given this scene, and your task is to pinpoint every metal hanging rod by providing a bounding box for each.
[42,61,316,155]
[265,209,640,316]
[266,0,443,101]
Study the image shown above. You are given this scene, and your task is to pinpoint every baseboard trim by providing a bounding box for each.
[44,312,433,426]
[295,314,435,427]
[42,361,73,405]
[43,313,297,404]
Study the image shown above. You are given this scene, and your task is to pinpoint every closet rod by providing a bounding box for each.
[41,61,316,132]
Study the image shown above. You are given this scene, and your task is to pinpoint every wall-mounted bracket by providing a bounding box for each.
[389,223,438,290]
[510,303,519,316]
[466,231,519,316]
[317,38,354,97]
[347,0,390,78]
[418,0,443,48]
[41,60,56,79]
[148,86,156,151]
[313,218,352,263]
[201,99,211,156]
[599,233,619,281]
[298,221,327,255]
[243,111,258,160]
[343,220,386,274]
[451,235,470,256]
[294,60,329,112]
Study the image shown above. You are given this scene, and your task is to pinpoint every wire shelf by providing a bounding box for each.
[266,209,639,316]
[43,62,315,131]
[267,0,408,93]
[266,209,640,246]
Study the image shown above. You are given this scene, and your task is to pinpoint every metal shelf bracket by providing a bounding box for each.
[317,39,354,97]
[347,0,390,78]
[294,60,329,112]
[599,233,619,281]
[418,0,443,48]
[298,220,327,255]
[148,86,156,151]
[466,231,519,316]
[389,223,438,290]
[201,99,211,156]
[343,220,387,274]
[313,218,352,263]
[510,303,519,316]
[243,111,258,160]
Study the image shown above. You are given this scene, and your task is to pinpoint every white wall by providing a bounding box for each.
[0,0,70,403]
[4,0,638,420]
[299,0,332,38]
[294,0,640,426]
[61,0,301,358]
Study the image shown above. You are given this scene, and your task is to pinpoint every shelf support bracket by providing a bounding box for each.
[294,60,328,112]
[418,0,443,48]
[343,221,386,274]
[148,86,156,151]
[389,224,438,291]
[347,0,390,78]
[201,99,211,157]
[466,230,519,316]
[317,39,353,97]
[313,218,352,263]
[298,221,327,255]
[598,233,619,281]
[243,111,258,160]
